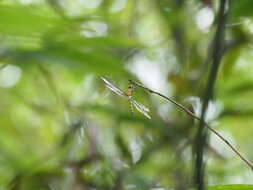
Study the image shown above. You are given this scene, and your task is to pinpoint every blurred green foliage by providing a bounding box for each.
[0,0,253,189]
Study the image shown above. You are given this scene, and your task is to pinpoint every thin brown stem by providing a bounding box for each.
[129,79,253,171]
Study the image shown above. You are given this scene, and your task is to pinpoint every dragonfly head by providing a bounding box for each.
[126,84,134,97]
[128,84,134,90]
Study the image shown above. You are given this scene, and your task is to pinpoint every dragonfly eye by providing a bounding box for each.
[128,85,134,90]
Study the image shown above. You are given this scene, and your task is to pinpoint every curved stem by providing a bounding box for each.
[129,79,253,171]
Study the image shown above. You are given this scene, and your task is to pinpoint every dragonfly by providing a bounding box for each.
[101,77,151,119]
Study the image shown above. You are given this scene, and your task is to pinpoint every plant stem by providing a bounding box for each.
[129,79,253,171]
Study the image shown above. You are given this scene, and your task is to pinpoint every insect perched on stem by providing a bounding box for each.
[101,77,151,119]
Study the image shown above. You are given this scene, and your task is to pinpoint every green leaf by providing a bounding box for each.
[11,47,125,75]
[0,4,62,36]
[231,0,253,18]
[208,185,253,190]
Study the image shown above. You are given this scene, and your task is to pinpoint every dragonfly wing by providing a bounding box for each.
[101,77,126,97]
[131,99,151,119]
[135,101,149,112]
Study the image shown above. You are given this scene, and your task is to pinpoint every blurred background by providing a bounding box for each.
[0,0,253,189]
